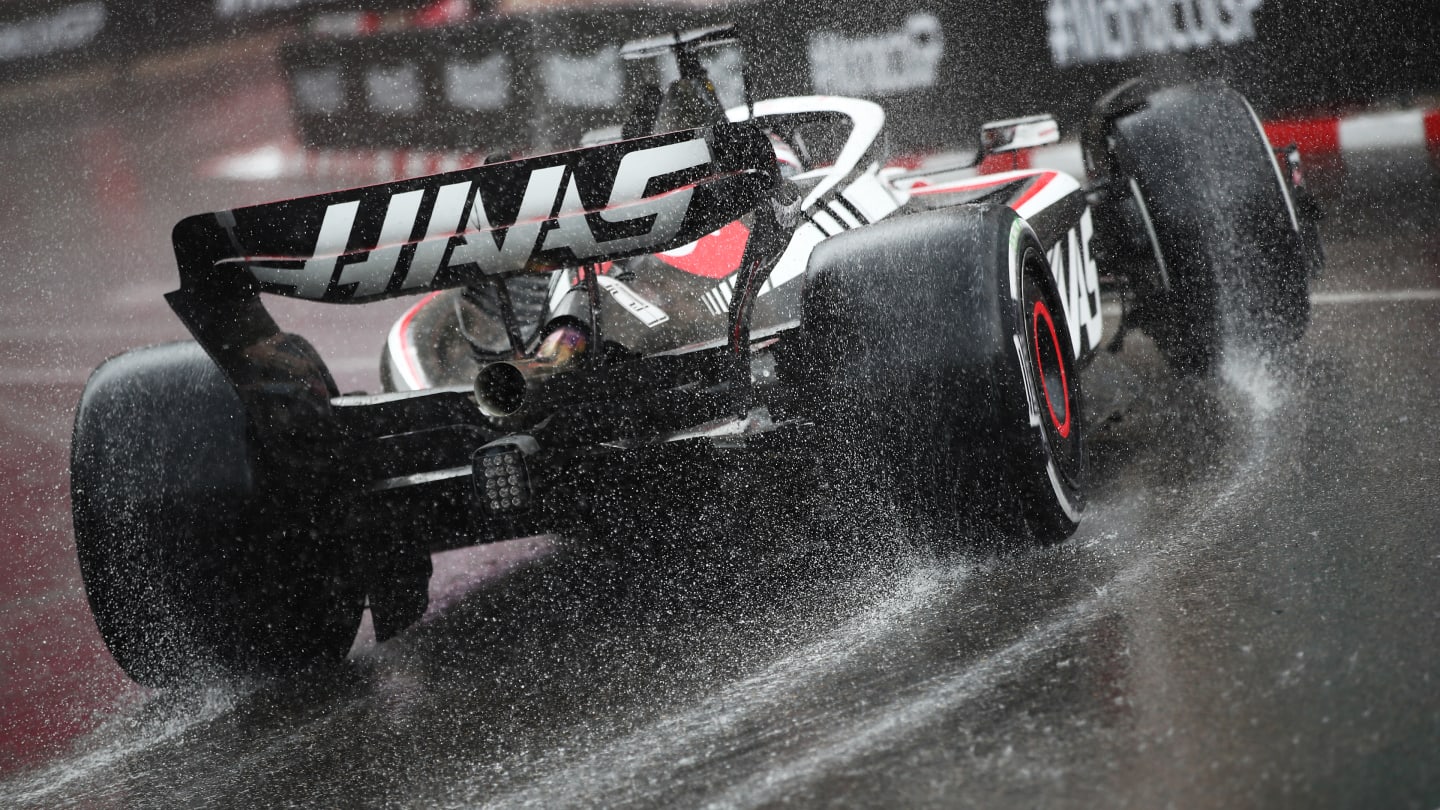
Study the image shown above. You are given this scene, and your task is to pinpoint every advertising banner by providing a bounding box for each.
[0,1,116,81]
[0,0,432,83]
[278,0,1440,156]
[286,15,534,153]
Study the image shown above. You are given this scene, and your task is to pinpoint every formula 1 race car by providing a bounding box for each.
[70,26,1320,685]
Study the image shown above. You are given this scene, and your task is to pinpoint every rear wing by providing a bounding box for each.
[166,122,777,387]
[171,123,778,305]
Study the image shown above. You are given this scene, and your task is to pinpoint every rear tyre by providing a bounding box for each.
[71,342,364,687]
[797,205,1084,550]
[1088,82,1312,373]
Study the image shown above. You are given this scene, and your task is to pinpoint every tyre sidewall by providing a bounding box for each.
[798,205,1084,547]
[1007,227,1085,538]
[71,342,362,685]
[1098,83,1311,371]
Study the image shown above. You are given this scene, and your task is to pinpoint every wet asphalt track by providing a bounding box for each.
[0,45,1437,809]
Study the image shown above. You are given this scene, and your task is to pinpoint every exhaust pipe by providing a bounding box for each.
[473,322,589,420]
[474,361,532,418]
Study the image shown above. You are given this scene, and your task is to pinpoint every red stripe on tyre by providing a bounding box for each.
[1032,300,1071,440]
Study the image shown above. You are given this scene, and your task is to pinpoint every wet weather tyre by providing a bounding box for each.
[70,342,364,686]
[798,204,1084,549]
[1091,82,1312,373]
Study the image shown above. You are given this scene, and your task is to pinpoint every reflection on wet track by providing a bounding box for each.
[1,43,1437,810]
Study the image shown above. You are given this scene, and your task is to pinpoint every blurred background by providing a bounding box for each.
[1,0,1438,799]
[5,0,1439,157]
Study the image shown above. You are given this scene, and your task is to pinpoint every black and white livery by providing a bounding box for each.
[70,25,1321,685]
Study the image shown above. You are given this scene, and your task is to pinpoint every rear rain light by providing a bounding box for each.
[473,437,537,513]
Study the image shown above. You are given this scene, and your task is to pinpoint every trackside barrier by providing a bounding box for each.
[276,0,1440,159]
[0,0,462,83]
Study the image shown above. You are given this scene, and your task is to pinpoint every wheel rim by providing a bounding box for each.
[1019,247,1083,500]
[1031,299,1071,439]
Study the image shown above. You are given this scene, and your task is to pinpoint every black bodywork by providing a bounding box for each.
[163,119,817,562]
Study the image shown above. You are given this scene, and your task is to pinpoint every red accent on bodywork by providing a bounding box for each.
[1008,171,1059,213]
[397,290,443,386]
[976,149,1032,174]
[886,153,932,171]
[908,173,1021,196]
[572,261,615,285]
[907,170,1060,213]
[654,220,751,279]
